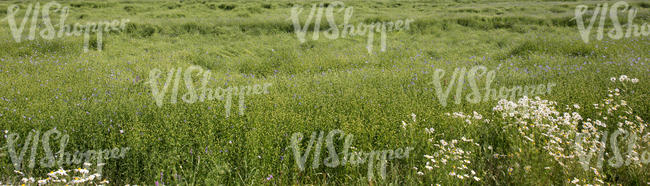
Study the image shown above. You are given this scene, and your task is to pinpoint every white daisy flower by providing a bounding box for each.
[571,178,579,184]
[37,179,48,184]
[619,75,628,82]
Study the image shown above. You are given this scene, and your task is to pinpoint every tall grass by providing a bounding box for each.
[0,0,648,185]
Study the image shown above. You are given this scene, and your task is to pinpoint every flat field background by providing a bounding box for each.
[0,0,649,185]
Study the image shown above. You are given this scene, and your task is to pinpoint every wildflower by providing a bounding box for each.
[37,179,47,184]
[571,178,579,184]
[56,169,68,176]
[75,168,89,174]
[631,78,639,83]
[472,111,482,120]
[610,77,616,82]
[619,75,629,82]
[88,174,99,181]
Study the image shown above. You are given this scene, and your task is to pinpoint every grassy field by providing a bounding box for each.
[0,0,649,185]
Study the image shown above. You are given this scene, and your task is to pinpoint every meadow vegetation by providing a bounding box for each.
[0,0,648,185]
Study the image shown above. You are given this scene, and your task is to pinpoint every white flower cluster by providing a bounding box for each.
[13,167,109,185]
[418,133,481,183]
[493,96,583,166]
[576,75,648,175]
[610,75,639,83]
[445,75,646,185]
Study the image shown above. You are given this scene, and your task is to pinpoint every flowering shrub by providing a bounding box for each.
[421,75,646,185]
[494,96,582,167]
[570,75,647,185]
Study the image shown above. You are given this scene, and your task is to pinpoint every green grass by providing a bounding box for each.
[0,0,649,185]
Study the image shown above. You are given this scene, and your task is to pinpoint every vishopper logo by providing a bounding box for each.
[147,65,273,118]
[289,1,413,54]
[290,129,414,180]
[2,1,130,52]
[574,1,649,43]
[429,65,556,107]
[0,144,6,157]
[575,129,650,170]
[3,128,130,179]
[0,130,6,157]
